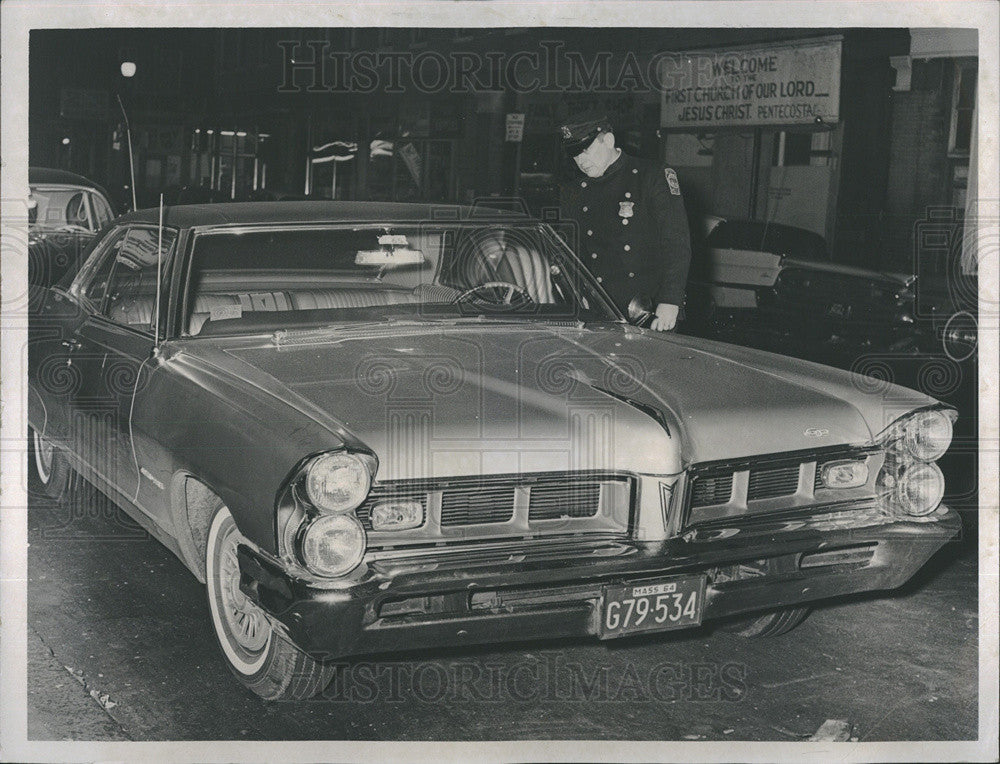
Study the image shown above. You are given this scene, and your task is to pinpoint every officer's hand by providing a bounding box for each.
[650,303,679,332]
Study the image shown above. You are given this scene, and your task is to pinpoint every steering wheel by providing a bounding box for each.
[451,281,534,307]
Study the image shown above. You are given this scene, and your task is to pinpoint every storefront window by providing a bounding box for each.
[366,138,454,202]
[949,61,977,156]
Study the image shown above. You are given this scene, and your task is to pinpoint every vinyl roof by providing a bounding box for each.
[116,201,535,229]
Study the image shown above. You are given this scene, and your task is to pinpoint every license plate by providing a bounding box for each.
[599,575,707,639]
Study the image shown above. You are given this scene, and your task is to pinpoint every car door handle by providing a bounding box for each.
[61,339,82,351]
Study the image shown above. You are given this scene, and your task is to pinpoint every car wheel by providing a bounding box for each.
[718,606,810,638]
[28,427,74,500]
[205,503,335,700]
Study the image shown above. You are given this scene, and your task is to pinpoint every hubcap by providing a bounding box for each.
[217,521,270,654]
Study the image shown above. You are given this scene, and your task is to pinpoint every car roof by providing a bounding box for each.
[115,201,536,229]
[30,166,103,190]
[29,166,112,201]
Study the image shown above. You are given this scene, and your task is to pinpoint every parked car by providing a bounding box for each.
[29,201,960,700]
[28,167,117,288]
[685,217,977,363]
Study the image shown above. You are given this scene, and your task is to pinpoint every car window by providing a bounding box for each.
[75,228,131,309]
[184,223,617,336]
[66,192,94,230]
[90,192,114,229]
[103,227,178,333]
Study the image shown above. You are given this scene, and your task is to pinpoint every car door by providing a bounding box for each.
[70,225,177,513]
[29,226,127,465]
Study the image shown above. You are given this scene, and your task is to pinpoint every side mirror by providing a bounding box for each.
[627,294,654,327]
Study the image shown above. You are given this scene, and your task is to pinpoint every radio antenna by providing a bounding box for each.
[154,193,163,352]
[116,93,138,211]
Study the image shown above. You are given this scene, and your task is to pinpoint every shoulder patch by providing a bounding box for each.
[664,167,681,196]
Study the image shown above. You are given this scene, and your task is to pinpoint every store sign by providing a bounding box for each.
[660,39,841,129]
[505,113,525,142]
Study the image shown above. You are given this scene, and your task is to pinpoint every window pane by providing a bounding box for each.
[957,68,977,108]
[104,228,178,331]
[82,231,128,306]
[954,110,973,153]
[91,193,114,228]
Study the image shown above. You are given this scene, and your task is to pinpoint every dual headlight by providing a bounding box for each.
[875,407,955,517]
[295,451,374,578]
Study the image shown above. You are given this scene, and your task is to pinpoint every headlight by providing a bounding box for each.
[901,409,954,462]
[878,461,945,517]
[875,407,954,517]
[304,452,373,513]
[298,513,366,577]
[879,407,956,463]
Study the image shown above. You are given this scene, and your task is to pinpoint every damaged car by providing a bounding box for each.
[28,201,960,699]
[685,217,977,364]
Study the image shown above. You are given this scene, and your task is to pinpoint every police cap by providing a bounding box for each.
[559,111,613,157]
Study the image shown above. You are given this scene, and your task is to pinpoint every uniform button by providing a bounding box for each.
[591,253,598,259]
[622,219,629,225]
[624,244,631,252]
[625,192,631,199]
[632,168,638,174]
[582,206,588,212]
[587,229,593,236]
[596,276,603,283]
[629,272,635,278]
[581,181,587,188]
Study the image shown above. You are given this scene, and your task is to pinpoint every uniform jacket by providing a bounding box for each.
[558,152,692,313]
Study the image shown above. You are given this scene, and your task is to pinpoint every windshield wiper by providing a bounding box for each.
[270,317,460,345]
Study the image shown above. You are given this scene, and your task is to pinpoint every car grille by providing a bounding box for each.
[690,474,734,508]
[747,464,800,500]
[357,471,632,545]
[441,486,516,526]
[684,447,881,526]
[528,483,601,520]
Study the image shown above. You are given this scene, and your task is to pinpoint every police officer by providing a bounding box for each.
[558,113,692,331]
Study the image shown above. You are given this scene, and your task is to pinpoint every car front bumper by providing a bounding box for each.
[237,505,960,661]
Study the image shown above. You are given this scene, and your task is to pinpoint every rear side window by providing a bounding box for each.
[91,192,115,229]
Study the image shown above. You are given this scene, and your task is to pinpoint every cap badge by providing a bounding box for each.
[619,201,634,218]
[560,125,573,139]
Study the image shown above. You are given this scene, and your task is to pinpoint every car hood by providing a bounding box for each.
[783,258,914,287]
[196,323,936,480]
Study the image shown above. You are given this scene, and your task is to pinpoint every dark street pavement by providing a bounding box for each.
[26,480,979,742]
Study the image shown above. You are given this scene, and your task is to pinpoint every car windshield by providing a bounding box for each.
[29,187,95,231]
[184,222,620,336]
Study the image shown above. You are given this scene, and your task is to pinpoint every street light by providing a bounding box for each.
[117,61,138,210]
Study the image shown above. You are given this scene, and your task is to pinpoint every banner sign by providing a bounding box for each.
[660,39,841,129]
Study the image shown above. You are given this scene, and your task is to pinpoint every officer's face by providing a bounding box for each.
[573,133,617,178]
